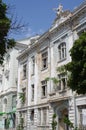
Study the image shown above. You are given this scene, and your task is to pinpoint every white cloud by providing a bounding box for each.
[24,27,44,38]
[25,27,35,37]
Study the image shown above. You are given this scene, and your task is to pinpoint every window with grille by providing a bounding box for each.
[41,51,48,69]
[58,42,66,61]
[41,80,47,98]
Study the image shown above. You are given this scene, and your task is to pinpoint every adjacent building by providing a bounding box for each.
[0,43,27,130]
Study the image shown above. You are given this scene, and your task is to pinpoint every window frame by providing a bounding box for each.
[58,73,67,91]
[41,50,48,70]
[23,64,27,79]
[58,42,66,61]
[31,84,34,101]
[41,80,47,98]
[38,107,49,126]
[21,88,26,105]
[31,56,35,75]
[30,110,34,125]
[78,106,86,129]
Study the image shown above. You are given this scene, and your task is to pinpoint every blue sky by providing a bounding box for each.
[4,0,84,40]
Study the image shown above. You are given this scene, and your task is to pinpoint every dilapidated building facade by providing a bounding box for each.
[17,1,86,130]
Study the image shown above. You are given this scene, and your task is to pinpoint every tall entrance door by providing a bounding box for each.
[57,108,68,130]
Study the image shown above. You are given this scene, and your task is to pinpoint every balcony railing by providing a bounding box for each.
[48,86,71,102]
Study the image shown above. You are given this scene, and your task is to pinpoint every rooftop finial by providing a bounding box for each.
[53,4,63,17]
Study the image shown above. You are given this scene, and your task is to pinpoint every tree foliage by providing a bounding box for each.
[0,0,26,64]
[0,0,15,64]
[19,92,26,104]
[52,114,57,130]
[65,32,86,94]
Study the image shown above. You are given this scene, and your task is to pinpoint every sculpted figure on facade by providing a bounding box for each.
[53,4,63,17]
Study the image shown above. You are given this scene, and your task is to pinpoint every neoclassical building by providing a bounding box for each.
[17,1,86,130]
[0,42,27,130]
[0,1,86,130]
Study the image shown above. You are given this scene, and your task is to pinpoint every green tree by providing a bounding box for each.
[0,0,25,64]
[19,92,26,104]
[65,32,86,94]
[64,117,74,128]
[0,0,15,64]
[52,114,57,130]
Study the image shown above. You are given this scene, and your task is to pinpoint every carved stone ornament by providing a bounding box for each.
[53,4,63,17]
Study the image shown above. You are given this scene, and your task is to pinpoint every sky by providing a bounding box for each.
[3,0,84,40]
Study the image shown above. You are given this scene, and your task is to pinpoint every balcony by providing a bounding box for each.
[48,86,71,103]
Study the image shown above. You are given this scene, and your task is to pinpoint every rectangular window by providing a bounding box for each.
[12,95,16,109]
[19,111,27,127]
[41,80,47,98]
[31,84,34,101]
[82,109,86,126]
[42,108,47,125]
[30,110,34,125]
[23,64,27,79]
[42,51,48,69]
[5,118,9,129]
[78,106,86,129]
[12,113,16,128]
[58,73,67,91]
[38,109,41,125]
[58,42,66,61]
[0,74,2,84]
[22,88,26,104]
[31,56,35,75]
[38,107,48,125]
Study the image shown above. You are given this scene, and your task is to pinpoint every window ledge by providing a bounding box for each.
[31,73,35,76]
[41,96,47,99]
[58,89,67,94]
[22,77,27,80]
[49,92,56,96]
[58,58,66,63]
[41,67,48,71]
[37,125,49,127]
[31,99,34,102]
